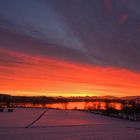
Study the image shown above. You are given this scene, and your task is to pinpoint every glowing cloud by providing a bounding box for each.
[0,49,140,97]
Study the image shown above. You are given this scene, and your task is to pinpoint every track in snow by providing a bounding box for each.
[25,109,50,128]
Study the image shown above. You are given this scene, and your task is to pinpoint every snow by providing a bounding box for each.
[0,108,46,127]
[0,108,140,140]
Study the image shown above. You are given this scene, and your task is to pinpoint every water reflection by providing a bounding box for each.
[46,102,122,110]
[13,101,122,110]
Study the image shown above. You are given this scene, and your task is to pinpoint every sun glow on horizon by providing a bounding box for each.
[0,49,140,97]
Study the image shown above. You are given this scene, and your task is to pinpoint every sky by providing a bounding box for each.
[0,0,140,97]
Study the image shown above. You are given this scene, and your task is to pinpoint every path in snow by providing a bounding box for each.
[0,108,46,128]
[25,109,49,128]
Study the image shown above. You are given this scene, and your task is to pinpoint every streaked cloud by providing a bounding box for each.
[0,49,140,96]
[0,0,140,96]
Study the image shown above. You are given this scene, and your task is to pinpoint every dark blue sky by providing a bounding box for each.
[0,0,140,71]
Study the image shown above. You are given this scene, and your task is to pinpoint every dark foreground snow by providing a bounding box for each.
[0,108,140,140]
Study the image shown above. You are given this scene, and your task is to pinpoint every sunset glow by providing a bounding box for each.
[0,1,140,140]
[0,49,140,97]
[0,0,140,97]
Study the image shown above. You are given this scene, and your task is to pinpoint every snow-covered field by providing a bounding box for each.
[0,108,140,140]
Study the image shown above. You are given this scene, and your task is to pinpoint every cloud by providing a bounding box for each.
[0,0,84,51]
[0,0,140,72]
[0,49,33,67]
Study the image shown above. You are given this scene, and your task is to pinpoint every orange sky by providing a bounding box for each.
[0,0,140,97]
[0,49,140,97]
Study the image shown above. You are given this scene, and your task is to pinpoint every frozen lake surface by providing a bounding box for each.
[0,108,140,140]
